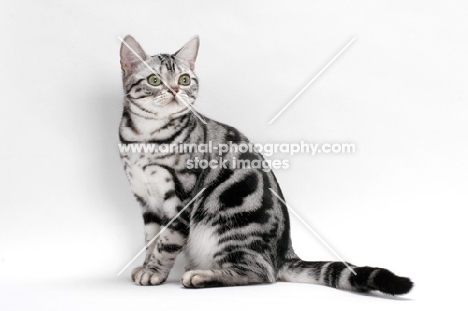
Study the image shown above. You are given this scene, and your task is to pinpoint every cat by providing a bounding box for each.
[118,35,413,295]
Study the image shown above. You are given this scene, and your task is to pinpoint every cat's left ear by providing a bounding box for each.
[174,36,200,70]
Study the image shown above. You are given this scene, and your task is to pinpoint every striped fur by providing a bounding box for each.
[118,35,413,295]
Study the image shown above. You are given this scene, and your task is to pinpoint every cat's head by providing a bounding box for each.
[120,35,199,118]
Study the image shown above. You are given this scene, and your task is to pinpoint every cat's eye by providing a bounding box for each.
[178,74,191,86]
[147,74,161,86]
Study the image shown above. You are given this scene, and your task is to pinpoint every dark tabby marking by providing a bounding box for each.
[118,35,413,295]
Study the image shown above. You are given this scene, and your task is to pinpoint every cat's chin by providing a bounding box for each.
[156,101,190,117]
[172,107,190,117]
[171,101,192,112]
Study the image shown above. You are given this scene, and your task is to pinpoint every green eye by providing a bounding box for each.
[178,74,191,86]
[147,74,161,86]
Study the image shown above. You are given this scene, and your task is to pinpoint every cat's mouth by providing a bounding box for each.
[152,99,175,107]
[151,97,191,109]
[175,96,194,108]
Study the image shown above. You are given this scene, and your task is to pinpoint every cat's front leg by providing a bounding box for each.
[126,163,185,284]
[133,206,190,286]
[131,213,160,282]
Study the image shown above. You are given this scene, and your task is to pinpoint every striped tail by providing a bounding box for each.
[278,258,413,295]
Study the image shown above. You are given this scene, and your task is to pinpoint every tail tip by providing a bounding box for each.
[374,269,413,295]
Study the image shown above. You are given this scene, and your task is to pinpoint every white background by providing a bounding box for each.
[1,0,467,310]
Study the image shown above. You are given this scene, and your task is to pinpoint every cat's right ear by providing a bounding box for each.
[120,35,147,74]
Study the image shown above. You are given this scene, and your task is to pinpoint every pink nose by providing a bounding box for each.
[172,87,179,93]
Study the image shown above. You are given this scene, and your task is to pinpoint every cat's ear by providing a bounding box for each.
[120,35,147,74]
[174,36,200,70]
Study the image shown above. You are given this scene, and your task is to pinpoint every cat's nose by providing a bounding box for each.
[171,87,179,93]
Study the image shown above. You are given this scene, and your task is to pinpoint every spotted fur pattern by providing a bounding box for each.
[118,35,413,295]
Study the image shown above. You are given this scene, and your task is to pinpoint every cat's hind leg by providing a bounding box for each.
[181,269,261,288]
[181,267,273,288]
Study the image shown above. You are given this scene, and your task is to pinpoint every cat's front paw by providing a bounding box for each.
[131,266,145,282]
[132,267,166,286]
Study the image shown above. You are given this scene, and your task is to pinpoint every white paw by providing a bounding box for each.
[132,267,165,286]
[131,266,144,281]
[181,270,214,288]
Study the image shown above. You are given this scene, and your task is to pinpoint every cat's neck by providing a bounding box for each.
[119,104,193,142]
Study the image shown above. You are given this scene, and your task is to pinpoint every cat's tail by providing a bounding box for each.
[278,258,413,295]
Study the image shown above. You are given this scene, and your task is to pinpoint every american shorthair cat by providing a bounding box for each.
[118,35,412,295]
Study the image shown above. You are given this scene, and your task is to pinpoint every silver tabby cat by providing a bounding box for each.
[118,35,412,295]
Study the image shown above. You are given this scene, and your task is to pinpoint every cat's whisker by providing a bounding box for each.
[109,91,132,102]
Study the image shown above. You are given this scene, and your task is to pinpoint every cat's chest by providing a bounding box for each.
[120,151,173,206]
[120,149,198,208]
